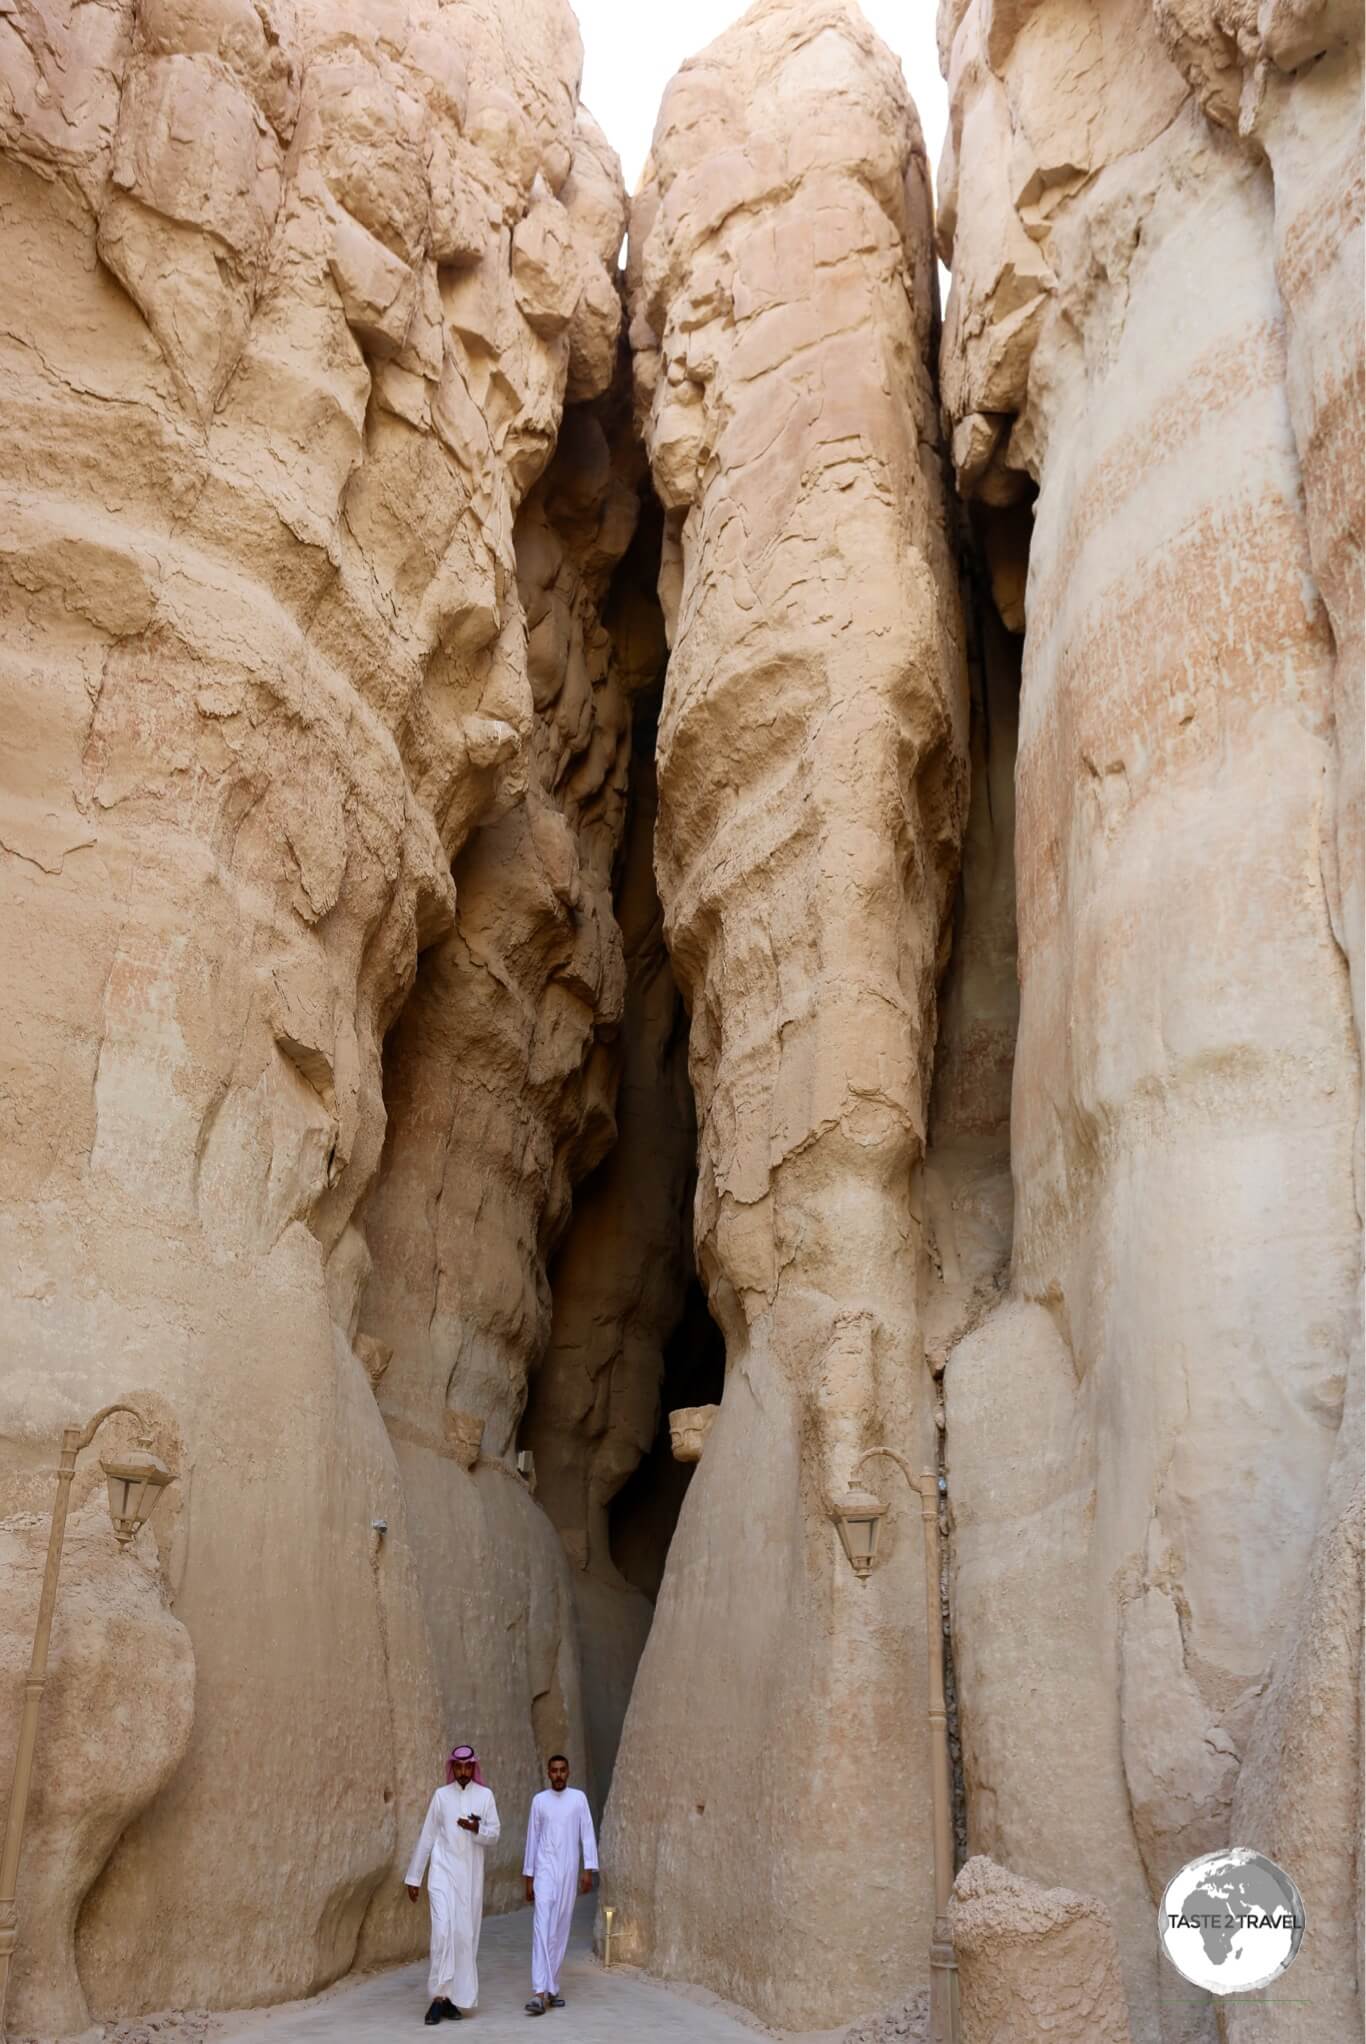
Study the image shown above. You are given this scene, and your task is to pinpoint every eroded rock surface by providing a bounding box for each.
[354,398,648,1920]
[937,0,1363,2036]
[949,1856,1134,2044]
[601,2,969,2026]
[0,0,628,2021]
[921,593,1019,1396]
[1,0,1360,2034]
[0,1406,194,2037]
[521,664,699,1807]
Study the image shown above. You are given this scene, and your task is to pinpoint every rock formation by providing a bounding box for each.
[937,0,1363,2036]
[600,1,969,2026]
[0,0,635,2022]
[920,592,1019,1401]
[355,396,656,1906]
[1147,27,1366,2040]
[1,1411,194,2037]
[521,660,700,1807]
[0,0,1360,2036]
[949,1856,1134,2044]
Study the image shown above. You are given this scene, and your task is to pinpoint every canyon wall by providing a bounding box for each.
[1,0,1360,2035]
[601,1,970,2027]
[937,0,1363,2038]
[0,0,637,2023]
[355,397,669,1891]
[351,389,644,1950]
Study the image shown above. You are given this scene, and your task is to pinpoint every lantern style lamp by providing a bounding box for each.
[100,1443,173,1544]
[830,1485,888,1579]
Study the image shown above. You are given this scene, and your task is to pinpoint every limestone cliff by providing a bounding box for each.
[936,0,1363,2036]
[601,2,969,2026]
[1145,20,1365,2040]
[0,0,630,2022]
[0,0,1360,2035]
[0,1413,195,2037]
[351,390,643,1948]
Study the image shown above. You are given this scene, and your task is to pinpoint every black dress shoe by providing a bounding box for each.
[439,2001,462,2020]
[425,2002,444,2025]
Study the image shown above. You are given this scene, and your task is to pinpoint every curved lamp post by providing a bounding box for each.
[831,1448,959,2044]
[0,1404,174,2042]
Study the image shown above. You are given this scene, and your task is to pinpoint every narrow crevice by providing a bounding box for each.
[925,493,1027,1884]
[937,1401,969,1874]
[608,1273,726,1601]
[513,496,698,1807]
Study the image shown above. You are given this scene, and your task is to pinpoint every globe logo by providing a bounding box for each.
[1159,1849,1306,1993]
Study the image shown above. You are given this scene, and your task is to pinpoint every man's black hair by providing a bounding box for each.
[547,1753,569,1768]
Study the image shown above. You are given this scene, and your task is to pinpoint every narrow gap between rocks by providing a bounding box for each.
[927,493,1031,1879]
[609,1274,727,1601]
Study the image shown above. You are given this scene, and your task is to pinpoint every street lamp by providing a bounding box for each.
[830,1486,887,1578]
[830,1448,959,2044]
[0,1404,175,2042]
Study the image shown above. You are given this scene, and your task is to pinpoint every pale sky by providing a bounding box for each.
[574,0,949,206]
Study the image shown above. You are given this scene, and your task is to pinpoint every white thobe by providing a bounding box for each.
[405,1782,501,2009]
[523,1787,598,1996]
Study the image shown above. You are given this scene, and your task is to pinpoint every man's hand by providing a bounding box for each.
[579,1870,595,1896]
[524,1877,535,1905]
[406,1884,420,1903]
[458,1814,480,1833]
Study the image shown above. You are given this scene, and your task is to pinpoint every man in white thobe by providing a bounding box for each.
[406,1743,500,2022]
[522,1754,598,2016]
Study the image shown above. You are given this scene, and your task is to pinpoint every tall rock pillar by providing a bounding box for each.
[1144,12,1365,2026]
[0,0,627,2020]
[603,3,969,2026]
[937,1,1362,2036]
